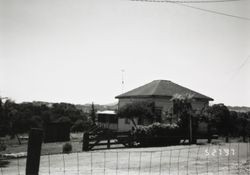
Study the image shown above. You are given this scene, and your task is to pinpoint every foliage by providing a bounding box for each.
[0,98,91,136]
[171,94,194,116]
[0,142,6,152]
[62,143,72,154]
[117,101,156,126]
[202,104,230,136]
[171,94,197,136]
[228,111,249,137]
[195,104,250,137]
[29,115,44,129]
[90,102,96,125]
[133,123,180,146]
[71,119,92,132]
[0,99,18,137]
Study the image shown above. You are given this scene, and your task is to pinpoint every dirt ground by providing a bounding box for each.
[1,142,250,175]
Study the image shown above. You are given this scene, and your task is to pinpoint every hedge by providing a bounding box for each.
[133,123,181,147]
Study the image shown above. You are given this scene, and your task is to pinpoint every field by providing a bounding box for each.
[1,135,250,175]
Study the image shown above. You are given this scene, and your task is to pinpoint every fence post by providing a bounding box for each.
[207,124,211,143]
[225,134,229,143]
[128,132,133,147]
[107,130,111,149]
[208,135,211,143]
[26,128,43,175]
[82,132,89,151]
[242,122,247,142]
[189,114,193,145]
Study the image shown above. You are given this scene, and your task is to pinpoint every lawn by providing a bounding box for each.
[0,133,84,155]
[1,135,250,174]
[1,143,250,175]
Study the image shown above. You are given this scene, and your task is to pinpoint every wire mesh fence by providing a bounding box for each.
[1,142,250,175]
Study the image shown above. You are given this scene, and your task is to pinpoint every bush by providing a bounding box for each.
[0,142,6,152]
[62,143,72,154]
[71,119,92,132]
[133,122,181,147]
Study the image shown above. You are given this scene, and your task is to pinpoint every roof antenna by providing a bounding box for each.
[121,69,125,93]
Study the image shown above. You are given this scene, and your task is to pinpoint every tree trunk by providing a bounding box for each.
[130,118,137,129]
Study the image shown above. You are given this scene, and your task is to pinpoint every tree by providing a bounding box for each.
[30,115,44,129]
[71,119,92,132]
[209,104,230,134]
[171,93,195,144]
[204,104,230,142]
[90,102,96,125]
[229,111,238,136]
[2,99,18,138]
[117,101,155,128]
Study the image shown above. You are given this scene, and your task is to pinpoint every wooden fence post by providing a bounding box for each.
[26,128,43,175]
[82,132,89,151]
[225,134,229,143]
[107,130,111,149]
[128,132,133,147]
[189,114,192,145]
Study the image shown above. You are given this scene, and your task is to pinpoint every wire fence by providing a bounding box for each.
[1,142,250,175]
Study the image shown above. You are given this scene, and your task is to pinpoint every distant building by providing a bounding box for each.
[115,80,213,129]
[96,110,118,130]
[97,110,136,132]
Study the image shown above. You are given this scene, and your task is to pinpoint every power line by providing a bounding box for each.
[228,55,250,81]
[178,2,250,21]
[131,0,250,21]
[132,0,242,3]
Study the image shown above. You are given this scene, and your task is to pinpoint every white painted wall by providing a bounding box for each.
[97,122,118,130]
[118,97,210,125]
[118,118,138,131]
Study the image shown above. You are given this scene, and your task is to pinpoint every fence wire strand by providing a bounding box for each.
[169,149,172,175]
[2,142,250,175]
[116,151,119,175]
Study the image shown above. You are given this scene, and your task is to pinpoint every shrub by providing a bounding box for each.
[71,119,92,132]
[0,142,6,151]
[62,143,72,154]
[133,122,180,147]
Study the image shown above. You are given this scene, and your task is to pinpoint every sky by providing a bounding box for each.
[0,0,250,106]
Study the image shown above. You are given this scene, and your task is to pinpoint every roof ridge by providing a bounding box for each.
[115,80,213,101]
[170,81,213,100]
[151,80,163,95]
[152,80,167,94]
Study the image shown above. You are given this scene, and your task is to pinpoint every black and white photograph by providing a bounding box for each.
[0,0,250,174]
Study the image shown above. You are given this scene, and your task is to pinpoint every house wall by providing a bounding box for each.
[118,98,153,108]
[97,122,118,130]
[118,118,138,131]
[118,97,174,116]
[118,97,209,124]
[118,97,208,111]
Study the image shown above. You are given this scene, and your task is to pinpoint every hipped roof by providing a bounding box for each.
[115,80,213,101]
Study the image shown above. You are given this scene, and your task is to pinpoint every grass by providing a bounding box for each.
[1,133,250,174]
[0,132,246,156]
[1,142,250,174]
[0,133,84,155]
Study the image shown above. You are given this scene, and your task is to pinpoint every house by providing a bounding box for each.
[96,110,118,130]
[115,80,213,130]
[96,110,136,131]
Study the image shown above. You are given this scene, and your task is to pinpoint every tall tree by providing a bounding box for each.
[171,93,194,144]
[204,104,230,142]
[117,101,155,128]
[90,102,96,125]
